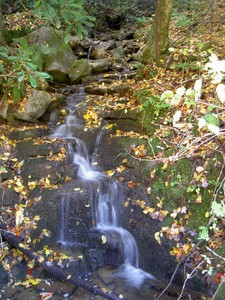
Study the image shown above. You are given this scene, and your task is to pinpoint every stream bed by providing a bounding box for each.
[0,86,211,300]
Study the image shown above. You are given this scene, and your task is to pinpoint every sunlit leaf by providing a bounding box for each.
[28,278,41,285]
[29,74,37,88]
[101,235,107,244]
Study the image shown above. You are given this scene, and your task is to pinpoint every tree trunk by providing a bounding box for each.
[0,1,6,45]
[137,0,174,63]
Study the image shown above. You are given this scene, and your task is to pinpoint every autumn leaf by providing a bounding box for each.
[101,235,107,244]
[40,292,54,300]
[15,204,24,226]
[128,181,135,188]
[154,231,162,244]
[28,277,41,285]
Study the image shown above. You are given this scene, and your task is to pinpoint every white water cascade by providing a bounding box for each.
[50,88,154,287]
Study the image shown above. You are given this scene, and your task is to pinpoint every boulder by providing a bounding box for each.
[88,59,109,74]
[12,89,52,122]
[26,26,76,83]
[69,59,92,84]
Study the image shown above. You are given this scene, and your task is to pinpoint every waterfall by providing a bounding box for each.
[50,88,154,287]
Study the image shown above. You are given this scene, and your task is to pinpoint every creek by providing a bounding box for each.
[50,87,154,289]
[0,85,208,300]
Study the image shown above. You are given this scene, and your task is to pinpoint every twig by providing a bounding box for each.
[205,246,225,261]
[156,241,202,300]
[177,260,205,300]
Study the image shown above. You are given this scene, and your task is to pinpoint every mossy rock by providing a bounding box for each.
[151,158,193,204]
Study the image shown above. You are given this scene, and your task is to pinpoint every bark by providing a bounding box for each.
[137,0,174,63]
[0,1,6,45]
[0,221,123,300]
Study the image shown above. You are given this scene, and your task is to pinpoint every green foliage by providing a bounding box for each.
[0,40,52,103]
[140,94,171,117]
[135,88,172,131]
[136,63,158,80]
[175,13,195,28]
[33,0,95,40]
[174,0,208,12]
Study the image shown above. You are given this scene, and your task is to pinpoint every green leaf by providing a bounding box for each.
[7,56,19,61]
[55,17,61,29]
[211,201,225,218]
[13,84,21,103]
[0,63,4,72]
[18,74,25,83]
[204,113,220,126]
[26,62,38,70]
[0,166,8,174]
[29,74,38,88]
[34,0,41,8]
[0,46,9,58]
[198,226,209,241]
[82,19,95,27]
[34,71,52,80]
[45,3,57,20]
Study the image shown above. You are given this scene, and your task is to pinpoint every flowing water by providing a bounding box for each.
[50,87,154,288]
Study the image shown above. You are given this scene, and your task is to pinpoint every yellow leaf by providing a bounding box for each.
[161,162,168,170]
[196,194,202,203]
[101,235,107,244]
[38,256,44,263]
[106,169,116,177]
[28,181,37,190]
[143,206,155,214]
[154,232,161,244]
[45,177,50,185]
[33,215,41,221]
[28,278,41,285]
[205,211,210,218]
[15,205,24,226]
[116,165,126,173]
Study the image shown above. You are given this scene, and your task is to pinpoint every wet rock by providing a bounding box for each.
[0,264,10,290]
[9,128,48,140]
[0,188,19,206]
[15,139,63,159]
[87,229,124,267]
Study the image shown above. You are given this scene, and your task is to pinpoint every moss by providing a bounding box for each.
[150,158,193,204]
[3,27,31,44]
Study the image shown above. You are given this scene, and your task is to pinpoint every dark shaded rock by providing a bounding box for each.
[84,84,131,96]
[15,139,64,159]
[0,188,19,206]
[88,228,124,266]
[0,264,10,289]
[9,128,49,140]
[103,108,138,121]
[19,158,68,182]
